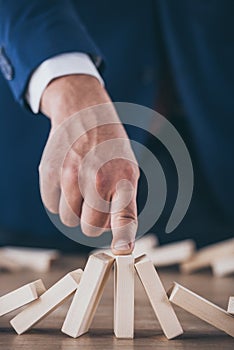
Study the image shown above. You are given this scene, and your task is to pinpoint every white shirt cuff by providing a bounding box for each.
[26,52,104,114]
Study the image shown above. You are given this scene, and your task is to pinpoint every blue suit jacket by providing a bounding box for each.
[0,0,233,248]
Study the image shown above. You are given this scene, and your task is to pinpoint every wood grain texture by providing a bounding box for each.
[0,254,234,349]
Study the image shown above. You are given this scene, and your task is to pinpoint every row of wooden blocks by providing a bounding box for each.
[92,235,234,277]
[0,252,234,338]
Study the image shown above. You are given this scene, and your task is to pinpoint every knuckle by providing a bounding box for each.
[62,164,78,179]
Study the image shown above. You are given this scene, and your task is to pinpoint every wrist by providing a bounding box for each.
[40,74,110,127]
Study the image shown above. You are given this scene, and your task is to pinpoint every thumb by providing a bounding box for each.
[110,188,138,255]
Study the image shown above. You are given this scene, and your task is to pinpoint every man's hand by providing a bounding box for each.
[39,75,139,255]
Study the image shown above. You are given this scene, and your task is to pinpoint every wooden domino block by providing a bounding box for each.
[1,246,59,259]
[0,246,59,272]
[0,254,21,272]
[180,238,234,273]
[147,240,195,267]
[62,253,114,338]
[134,255,183,339]
[10,269,82,334]
[0,280,46,316]
[168,282,234,337]
[114,255,134,338]
[211,255,234,277]
[228,297,234,315]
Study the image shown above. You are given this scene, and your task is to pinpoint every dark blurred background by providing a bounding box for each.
[0,0,233,251]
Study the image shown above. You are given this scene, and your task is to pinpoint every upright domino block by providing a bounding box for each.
[0,280,46,316]
[181,238,234,273]
[114,255,134,338]
[228,297,234,315]
[211,255,234,277]
[134,255,183,339]
[62,253,114,338]
[10,269,82,334]
[147,240,195,267]
[168,283,234,337]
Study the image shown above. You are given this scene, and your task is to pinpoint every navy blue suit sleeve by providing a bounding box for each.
[0,0,103,105]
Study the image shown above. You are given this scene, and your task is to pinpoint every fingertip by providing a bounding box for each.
[111,241,134,255]
[46,205,60,215]
[60,215,80,227]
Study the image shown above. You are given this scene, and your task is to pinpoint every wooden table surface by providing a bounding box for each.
[0,254,233,349]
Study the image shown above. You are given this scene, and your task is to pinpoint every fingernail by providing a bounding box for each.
[113,240,131,251]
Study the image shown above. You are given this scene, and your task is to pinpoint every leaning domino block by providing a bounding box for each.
[10,269,82,334]
[147,240,195,267]
[114,255,135,338]
[228,297,234,315]
[211,255,234,277]
[135,255,183,339]
[168,283,234,337]
[62,253,114,338]
[0,280,46,316]
[180,238,234,273]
